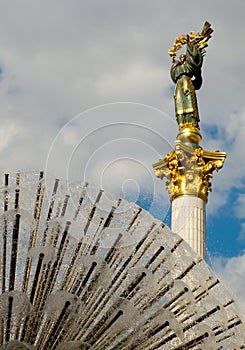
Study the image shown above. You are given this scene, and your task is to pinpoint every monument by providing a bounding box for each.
[153,22,226,259]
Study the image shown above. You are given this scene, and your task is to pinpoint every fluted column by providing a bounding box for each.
[172,195,206,259]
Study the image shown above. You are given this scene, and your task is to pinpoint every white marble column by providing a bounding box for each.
[171,195,206,259]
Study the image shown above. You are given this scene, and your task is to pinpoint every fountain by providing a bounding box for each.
[0,171,244,349]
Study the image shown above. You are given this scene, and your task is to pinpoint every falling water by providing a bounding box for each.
[0,171,244,349]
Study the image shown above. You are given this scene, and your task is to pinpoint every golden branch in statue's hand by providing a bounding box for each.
[168,22,213,58]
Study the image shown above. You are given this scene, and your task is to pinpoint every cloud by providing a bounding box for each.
[43,102,174,225]
[234,193,245,219]
[211,253,245,321]
[0,120,21,153]
[238,223,245,241]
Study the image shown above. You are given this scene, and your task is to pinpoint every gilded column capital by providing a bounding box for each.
[153,141,226,203]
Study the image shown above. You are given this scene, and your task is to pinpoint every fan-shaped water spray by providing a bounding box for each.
[0,171,244,349]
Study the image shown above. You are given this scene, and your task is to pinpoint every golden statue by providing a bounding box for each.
[169,22,213,130]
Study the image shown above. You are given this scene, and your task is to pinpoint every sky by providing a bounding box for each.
[0,0,245,318]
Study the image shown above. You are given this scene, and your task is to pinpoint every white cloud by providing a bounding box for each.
[211,254,245,321]
[95,60,169,104]
[0,120,20,152]
[237,223,245,241]
[235,194,245,219]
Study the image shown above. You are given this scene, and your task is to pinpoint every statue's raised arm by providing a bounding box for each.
[169,22,213,130]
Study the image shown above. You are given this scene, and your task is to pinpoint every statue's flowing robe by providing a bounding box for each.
[170,43,203,128]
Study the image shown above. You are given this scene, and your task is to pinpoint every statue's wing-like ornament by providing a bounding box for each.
[191,21,213,56]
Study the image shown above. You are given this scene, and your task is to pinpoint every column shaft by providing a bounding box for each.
[171,195,206,259]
